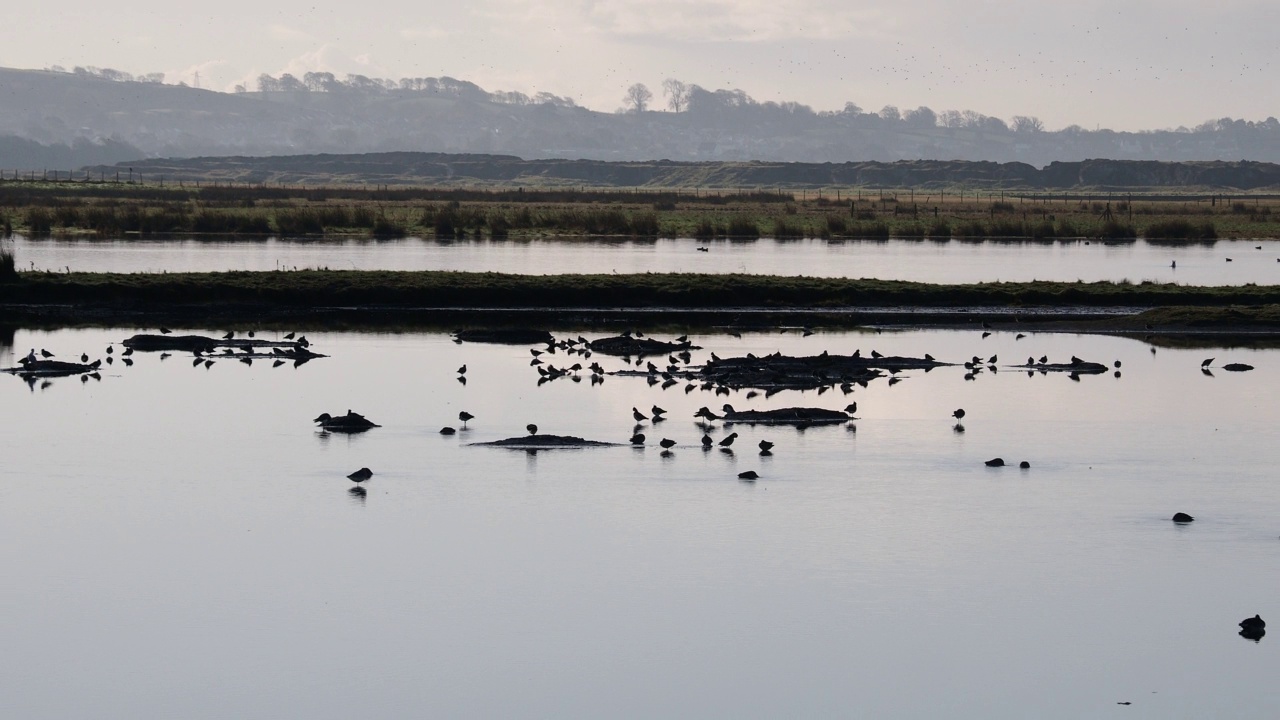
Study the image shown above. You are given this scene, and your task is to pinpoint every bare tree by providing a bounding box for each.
[1011,115,1045,133]
[625,83,653,113]
[662,78,689,112]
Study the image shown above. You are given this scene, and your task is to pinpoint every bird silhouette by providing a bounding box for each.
[701,434,713,449]
[223,331,234,340]
[659,438,676,449]
[630,433,646,445]
[457,364,467,375]
[347,468,373,483]
[953,408,966,421]
[458,411,474,427]
[759,440,774,453]
[844,402,857,414]
[159,327,172,334]
[526,423,538,435]
[1201,358,1214,367]
[651,405,666,417]
[738,471,759,481]
[284,332,296,340]
[40,349,53,358]
[632,407,648,422]
[718,433,738,447]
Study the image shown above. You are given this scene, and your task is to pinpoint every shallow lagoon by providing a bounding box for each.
[12,234,1280,285]
[1,326,1277,719]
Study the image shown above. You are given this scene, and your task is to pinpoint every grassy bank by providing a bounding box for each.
[1,182,1277,240]
[4,269,1280,311]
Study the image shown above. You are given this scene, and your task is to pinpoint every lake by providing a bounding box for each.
[2,325,1276,719]
[10,234,1280,285]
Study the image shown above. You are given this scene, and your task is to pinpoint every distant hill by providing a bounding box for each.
[2,66,1280,167]
[86,153,1280,190]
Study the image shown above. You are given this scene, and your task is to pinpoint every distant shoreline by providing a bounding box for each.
[3,270,1280,333]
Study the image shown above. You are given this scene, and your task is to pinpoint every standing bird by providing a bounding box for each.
[718,432,738,448]
[283,332,296,340]
[159,327,172,334]
[844,402,857,415]
[347,468,373,483]
[651,405,667,418]
[40,349,54,358]
[701,434,713,449]
[630,433,646,445]
[81,353,89,362]
[659,438,676,450]
[952,408,966,421]
[526,424,538,436]
[759,440,774,454]
[223,331,234,340]
[632,407,648,422]
[457,364,467,375]
[1201,358,1214,367]
[458,411,474,428]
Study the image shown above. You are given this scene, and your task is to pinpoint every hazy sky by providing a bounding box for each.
[5,0,1277,130]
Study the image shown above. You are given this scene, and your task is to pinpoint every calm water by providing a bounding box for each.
[1,326,1277,718]
[11,234,1280,285]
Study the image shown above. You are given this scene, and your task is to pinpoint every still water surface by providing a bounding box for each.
[12,234,1280,285]
[1,327,1277,718]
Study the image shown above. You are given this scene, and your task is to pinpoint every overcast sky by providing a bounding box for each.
[5,0,1276,130]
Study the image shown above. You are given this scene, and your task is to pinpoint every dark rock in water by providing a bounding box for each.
[1240,616,1266,641]
[440,426,457,435]
[1240,615,1265,630]
[1013,357,1109,374]
[699,351,947,392]
[314,411,379,432]
[1018,461,1031,469]
[2,360,96,378]
[738,471,759,480]
[1221,363,1255,372]
[985,458,1005,467]
[1172,512,1195,523]
[453,329,555,345]
[588,335,698,357]
[472,433,618,448]
[723,407,851,426]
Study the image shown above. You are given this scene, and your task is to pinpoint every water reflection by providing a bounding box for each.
[10,233,1280,285]
[4,325,1280,718]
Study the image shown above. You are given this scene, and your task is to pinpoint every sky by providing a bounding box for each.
[4,0,1277,131]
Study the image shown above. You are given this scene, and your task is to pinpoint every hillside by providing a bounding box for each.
[2,66,1280,167]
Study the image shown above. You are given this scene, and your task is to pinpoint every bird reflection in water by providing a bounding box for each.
[347,486,367,504]
[1240,627,1265,642]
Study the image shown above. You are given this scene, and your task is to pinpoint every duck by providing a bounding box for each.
[313,411,380,432]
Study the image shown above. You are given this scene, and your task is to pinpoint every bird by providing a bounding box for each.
[632,407,648,422]
[1038,355,1048,364]
[651,405,667,417]
[1201,358,1214,367]
[526,423,538,435]
[718,433,738,447]
[247,330,255,338]
[159,327,172,334]
[457,364,467,375]
[314,411,380,432]
[458,411,474,427]
[283,332,295,340]
[659,438,676,449]
[845,402,857,415]
[1172,512,1194,523]
[440,426,457,435]
[985,458,1005,467]
[223,331,234,340]
[952,408,966,421]
[1240,615,1266,632]
[701,434,713,449]
[630,433,646,445]
[759,440,774,453]
[106,346,113,355]
[347,467,373,483]
[81,353,89,362]
[738,471,759,481]
[40,349,53,358]
[122,347,134,357]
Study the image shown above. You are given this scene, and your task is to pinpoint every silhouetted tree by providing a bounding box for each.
[662,79,690,112]
[1011,115,1045,133]
[625,83,653,113]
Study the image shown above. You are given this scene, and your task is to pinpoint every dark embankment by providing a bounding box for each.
[85,153,1280,191]
[4,271,1280,331]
